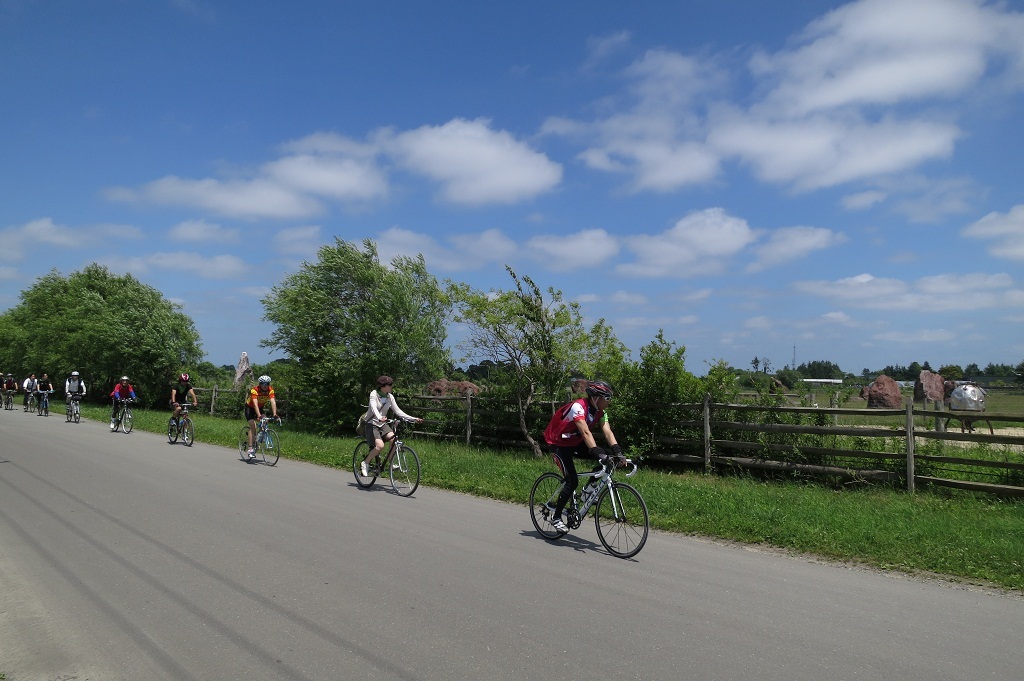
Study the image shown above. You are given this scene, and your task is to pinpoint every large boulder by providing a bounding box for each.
[914,370,945,401]
[867,374,903,408]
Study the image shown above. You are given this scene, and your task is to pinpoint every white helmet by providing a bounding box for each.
[258,374,271,385]
[71,371,80,377]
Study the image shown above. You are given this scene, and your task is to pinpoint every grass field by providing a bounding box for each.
[81,404,1024,591]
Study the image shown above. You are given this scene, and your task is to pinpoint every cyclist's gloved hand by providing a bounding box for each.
[590,446,610,465]
[610,443,627,466]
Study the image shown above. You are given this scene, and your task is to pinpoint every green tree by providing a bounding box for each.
[938,364,964,381]
[261,238,449,433]
[796,360,844,379]
[964,363,981,377]
[448,268,590,456]
[0,265,202,403]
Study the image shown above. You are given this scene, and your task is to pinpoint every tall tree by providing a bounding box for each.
[448,268,590,457]
[0,265,202,402]
[261,238,449,432]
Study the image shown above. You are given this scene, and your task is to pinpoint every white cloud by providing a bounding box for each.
[273,225,323,257]
[385,118,562,205]
[747,226,846,273]
[842,190,887,210]
[873,329,956,344]
[795,271,1021,310]
[526,229,619,270]
[262,153,388,202]
[962,205,1024,261]
[170,219,239,243]
[0,217,141,260]
[619,208,757,277]
[374,226,519,273]
[103,251,249,279]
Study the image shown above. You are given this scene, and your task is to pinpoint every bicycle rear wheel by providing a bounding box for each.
[122,408,133,433]
[352,441,379,488]
[260,428,280,466]
[167,417,179,443]
[593,482,649,559]
[388,444,420,496]
[182,419,194,447]
[529,472,568,539]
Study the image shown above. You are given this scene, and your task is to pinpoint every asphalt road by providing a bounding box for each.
[1,406,1021,681]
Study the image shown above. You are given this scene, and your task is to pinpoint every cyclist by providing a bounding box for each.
[3,373,17,406]
[65,371,87,408]
[542,380,626,533]
[22,373,37,411]
[358,375,423,477]
[110,376,137,430]
[35,373,54,414]
[245,374,279,460]
[170,372,198,425]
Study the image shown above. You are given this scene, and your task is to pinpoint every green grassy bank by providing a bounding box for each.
[84,405,1024,591]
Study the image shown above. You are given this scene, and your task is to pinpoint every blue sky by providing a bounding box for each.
[3,0,1024,376]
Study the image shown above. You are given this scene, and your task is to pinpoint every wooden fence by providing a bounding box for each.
[402,393,1024,497]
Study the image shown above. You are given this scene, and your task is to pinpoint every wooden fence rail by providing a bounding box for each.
[402,393,1024,497]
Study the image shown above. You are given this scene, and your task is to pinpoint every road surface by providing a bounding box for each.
[1,407,1021,680]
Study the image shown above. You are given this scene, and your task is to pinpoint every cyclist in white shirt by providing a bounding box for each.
[65,371,87,408]
[358,375,422,477]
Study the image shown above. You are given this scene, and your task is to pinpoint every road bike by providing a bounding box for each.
[111,397,136,433]
[36,389,53,417]
[3,389,14,410]
[237,416,280,465]
[66,393,83,423]
[529,458,649,559]
[352,418,421,497]
[167,403,196,446]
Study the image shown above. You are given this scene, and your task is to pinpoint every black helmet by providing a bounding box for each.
[585,380,614,399]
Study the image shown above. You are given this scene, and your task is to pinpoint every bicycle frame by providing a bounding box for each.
[565,461,638,526]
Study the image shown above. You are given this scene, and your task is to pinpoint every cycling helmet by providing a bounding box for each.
[258,374,271,385]
[585,380,614,400]
[180,373,190,382]
[120,376,129,382]
[71,371,80,377]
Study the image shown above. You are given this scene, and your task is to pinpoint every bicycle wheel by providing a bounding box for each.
[260,428,280,466]
[73,402,80,423]
[122,408,133,433]
[388,444,420,497]
[352,440,378,488]
[66,404,73,422]
[238,427,250,459]
[182,419,194,447]
[529,472,568,539]
[37,398,43,416]
[593,482,649,559]
[167,417,179,443]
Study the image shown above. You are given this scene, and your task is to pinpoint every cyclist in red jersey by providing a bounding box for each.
[542,380,626,533]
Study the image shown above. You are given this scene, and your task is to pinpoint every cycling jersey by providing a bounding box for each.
[247,385,275,409]
[543,398,608,448]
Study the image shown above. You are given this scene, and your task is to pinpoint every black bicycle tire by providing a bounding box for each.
[122,408,133,433]
[593,482,649,559]
[352,440,378,488]
[182,419,194,447]
[73,403,80,423]
[388,444,420,496]
[261,428,280,466]
[529,472,568,539]
[167,417,179,443]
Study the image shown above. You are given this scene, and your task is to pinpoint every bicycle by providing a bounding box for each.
[66,393,83,423]
[167,403,196,446]
[3,389,14,410]
[25,391,36,413]
[110,397,136,433]
[529,458,649,559]
[352,418,421,497]
[237,416,280,465]
[36,389,53,417]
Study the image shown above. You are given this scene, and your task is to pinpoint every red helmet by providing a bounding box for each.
[585,380,614,400]
[180,373,190,382]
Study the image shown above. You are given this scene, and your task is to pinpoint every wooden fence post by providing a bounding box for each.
[703,392,712,473]
[905,400,915,494]
[210,385,217,415]
[465,393,473,446]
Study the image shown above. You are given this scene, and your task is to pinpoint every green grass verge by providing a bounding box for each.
[83,405,1024,591]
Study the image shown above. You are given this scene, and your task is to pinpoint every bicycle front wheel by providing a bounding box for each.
[37,398,43,416]
[352,440,378,488]
[73,403,80,423]
[388,444,420,497]
[167,417,179,443]
[122,408,134,433]
[66,404,73,422]
[529,472,567,539]
[594,482,649,559]
[182,419,194,447]
[260,428,279,466]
